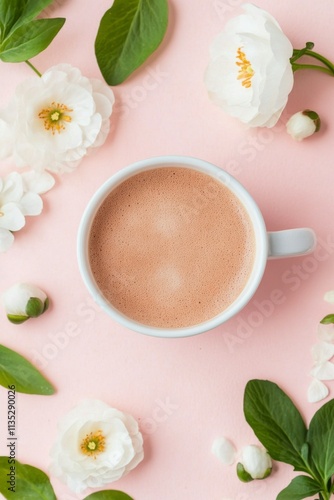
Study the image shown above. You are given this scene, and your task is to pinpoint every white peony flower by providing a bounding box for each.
[0,170,54,252]
[204,3,294,127]
[2,283,49,324]
[237,444,272,481]
[0,64,115,173]
[49,399,144,493]
[286,110,321,141]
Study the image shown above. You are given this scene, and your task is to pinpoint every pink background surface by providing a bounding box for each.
[1,1,334,499]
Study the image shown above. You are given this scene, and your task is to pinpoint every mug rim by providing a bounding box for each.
[77,155,268,338]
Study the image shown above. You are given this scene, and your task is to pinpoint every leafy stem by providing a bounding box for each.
[25,60,42,77]
[291,43,334,76]
[244,380,334,500]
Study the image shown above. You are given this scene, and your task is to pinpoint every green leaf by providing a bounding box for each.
[308,398,334,483]
[0,344,54,395]
[0,457,57,499]
[83,491,134,500]
[26,297,44,318]
[320,314,334,325]
[95,0,168,85]
[7,314,29,324]
[276,476,321,500]
[0,0,53,41]
[236,462,253,483]
[0,18,65,62]
[244,380,307,471]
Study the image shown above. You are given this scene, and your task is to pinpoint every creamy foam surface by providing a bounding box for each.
[88,167,256,328]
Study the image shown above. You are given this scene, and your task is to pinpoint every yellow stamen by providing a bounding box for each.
[80,430,106,458]
[38,102,73,134]
[236,47,255,88]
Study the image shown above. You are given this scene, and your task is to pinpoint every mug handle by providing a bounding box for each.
[268,228,316,258]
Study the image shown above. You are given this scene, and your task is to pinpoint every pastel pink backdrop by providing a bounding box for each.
[1,1,334,499]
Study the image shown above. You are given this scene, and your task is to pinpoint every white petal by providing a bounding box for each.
[311,361,334,381]
[0,172,24,204]
[311,342,334,363]
[317,322,334,343]
[0,118,13,159]
[324,290,334,303]
[19,192,43,216]
[0,203,25,231]
[81,113,102,148]
[211,437,236,465]
[22,170,55,194]
[307,379,329,403]
[92,83,115,119]
[0,227,14,252]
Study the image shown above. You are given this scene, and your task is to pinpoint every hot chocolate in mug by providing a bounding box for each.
[77,156,316,338]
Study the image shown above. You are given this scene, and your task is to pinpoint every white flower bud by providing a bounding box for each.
[286,110,321,141]
[238,445,272,480]
[2,283,49,324]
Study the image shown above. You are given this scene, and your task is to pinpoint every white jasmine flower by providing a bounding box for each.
[49,399,144,493]
[0,64,115,173]
[0,171,54,252]
[204,3,294,127]
[286,110,321,141]
[2,283,49,324]
[237,444,272,481]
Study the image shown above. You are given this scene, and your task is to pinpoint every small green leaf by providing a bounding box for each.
[95,0,168,85]
[7,314,29,324]
[83,491,134,500]
[0,457,57,499]
[0,344,54,395]
[276,475,321,500]
[320,314,334,325]
[0,18,65,63]
[236,462,253,483]
[308,398,334,483]
[26,297,44,318]
[300,443,309,465]
[244,380,308,471]
[262,467,272,479]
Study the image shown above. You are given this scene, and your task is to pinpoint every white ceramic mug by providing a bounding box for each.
[77,155,316,338]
